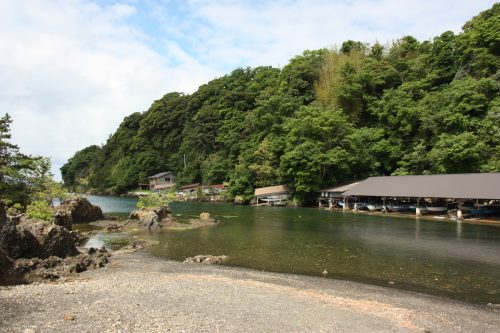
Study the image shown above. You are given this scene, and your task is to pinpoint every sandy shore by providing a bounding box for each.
[1,251,499,333]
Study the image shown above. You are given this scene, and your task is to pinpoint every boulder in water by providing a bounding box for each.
[188,212,219,227]
[127,206,173,230]
[183,255,228,264]
[54,197,104,229]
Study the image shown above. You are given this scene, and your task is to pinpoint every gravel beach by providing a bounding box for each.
[1,251,499,333]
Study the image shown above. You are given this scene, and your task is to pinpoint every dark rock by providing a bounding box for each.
[17,219,79,259]
[183,255,228,265]
[118,241,145,252]
[12,246,111,283]
[0,202,6,227]
[0,248,20,284]
[106,223,122,232]
[69,230,87,245]
[128,206,173,230]
[8,213,25,225]
[54,197,104,229]
[0,223,42,259]
[53,209,72,230]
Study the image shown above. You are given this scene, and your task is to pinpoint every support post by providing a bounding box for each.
[343,196,348,211]
[416,197,422,217]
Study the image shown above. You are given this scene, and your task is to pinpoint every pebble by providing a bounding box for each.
[64,314,76,321]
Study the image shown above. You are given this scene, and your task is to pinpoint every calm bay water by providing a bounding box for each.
[87,195,500,304]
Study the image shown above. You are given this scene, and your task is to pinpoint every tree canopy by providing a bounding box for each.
[61,4,500,204]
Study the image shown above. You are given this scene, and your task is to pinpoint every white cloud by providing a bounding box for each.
[0,0,496,180]
[182,0,496,68]
[0,0,218,179]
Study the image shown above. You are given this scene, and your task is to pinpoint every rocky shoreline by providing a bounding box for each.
[0,198,112,285]
[0,197,223,286]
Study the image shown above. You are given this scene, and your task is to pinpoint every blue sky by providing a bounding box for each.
[0,0,496,179]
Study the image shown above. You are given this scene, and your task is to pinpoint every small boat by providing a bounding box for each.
[409,206,428,213]
[470,207,499,216]
[425,206,448,214]
[386,205,411,213]
[367,204,383,211]
[260,195,282,202]
[354,203,369,211]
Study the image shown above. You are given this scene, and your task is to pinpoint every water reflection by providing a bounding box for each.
[415,219,421,240]
[86,196,500,304]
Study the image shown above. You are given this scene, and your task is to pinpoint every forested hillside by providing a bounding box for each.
[61,4,500,204]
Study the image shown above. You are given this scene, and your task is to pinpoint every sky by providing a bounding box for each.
[0,0,497,180]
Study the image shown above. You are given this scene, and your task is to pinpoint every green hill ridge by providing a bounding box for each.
[61,4,500,204]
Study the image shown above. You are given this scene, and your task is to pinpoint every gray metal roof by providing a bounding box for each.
[148,171,174,179]
[344,173,500,199]
[320,182,360,193]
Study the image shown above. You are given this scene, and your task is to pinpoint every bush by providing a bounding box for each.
[137,193,171,208]
[26,200,53,221]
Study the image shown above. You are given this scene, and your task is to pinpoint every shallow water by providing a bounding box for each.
[87,196,500,304]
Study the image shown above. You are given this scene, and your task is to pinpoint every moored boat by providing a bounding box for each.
[354,203,369,211]
[409,205,429,214]
[386,205,411,212]
[425,206,448,214]
[367,204,382,211]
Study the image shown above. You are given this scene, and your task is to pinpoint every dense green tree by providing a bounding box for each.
[61,4,500,204]
[1,114,64,207]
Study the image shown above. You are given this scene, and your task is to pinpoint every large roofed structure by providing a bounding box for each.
[344,173,500,200]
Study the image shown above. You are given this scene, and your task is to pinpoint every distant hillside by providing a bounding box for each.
[61,4,500,204]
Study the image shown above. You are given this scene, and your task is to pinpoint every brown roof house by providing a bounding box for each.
[147,171,176,192]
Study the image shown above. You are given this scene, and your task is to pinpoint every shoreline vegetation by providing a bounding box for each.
[61,5,499,206]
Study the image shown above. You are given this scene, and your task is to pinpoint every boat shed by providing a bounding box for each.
[343,173,500,200]
[255,185,291,206]
[320,182,360,198]
[318,182,360,208]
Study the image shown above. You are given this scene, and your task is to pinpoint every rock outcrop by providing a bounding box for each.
[188,212,219,227]
[13,246,110,283]
[53,197,104,229]
[0,248,19,284]
[127,206,174,230]
[0,223,41,259]
[0,219,79,259]
[0,217,110,285]
[18,219,79,258]
[183,255,228,264]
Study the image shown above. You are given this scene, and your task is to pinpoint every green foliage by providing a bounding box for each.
[1,114,58,206]
[62,4,500,205]
[26,200,53,222]
[136,192,171,208]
